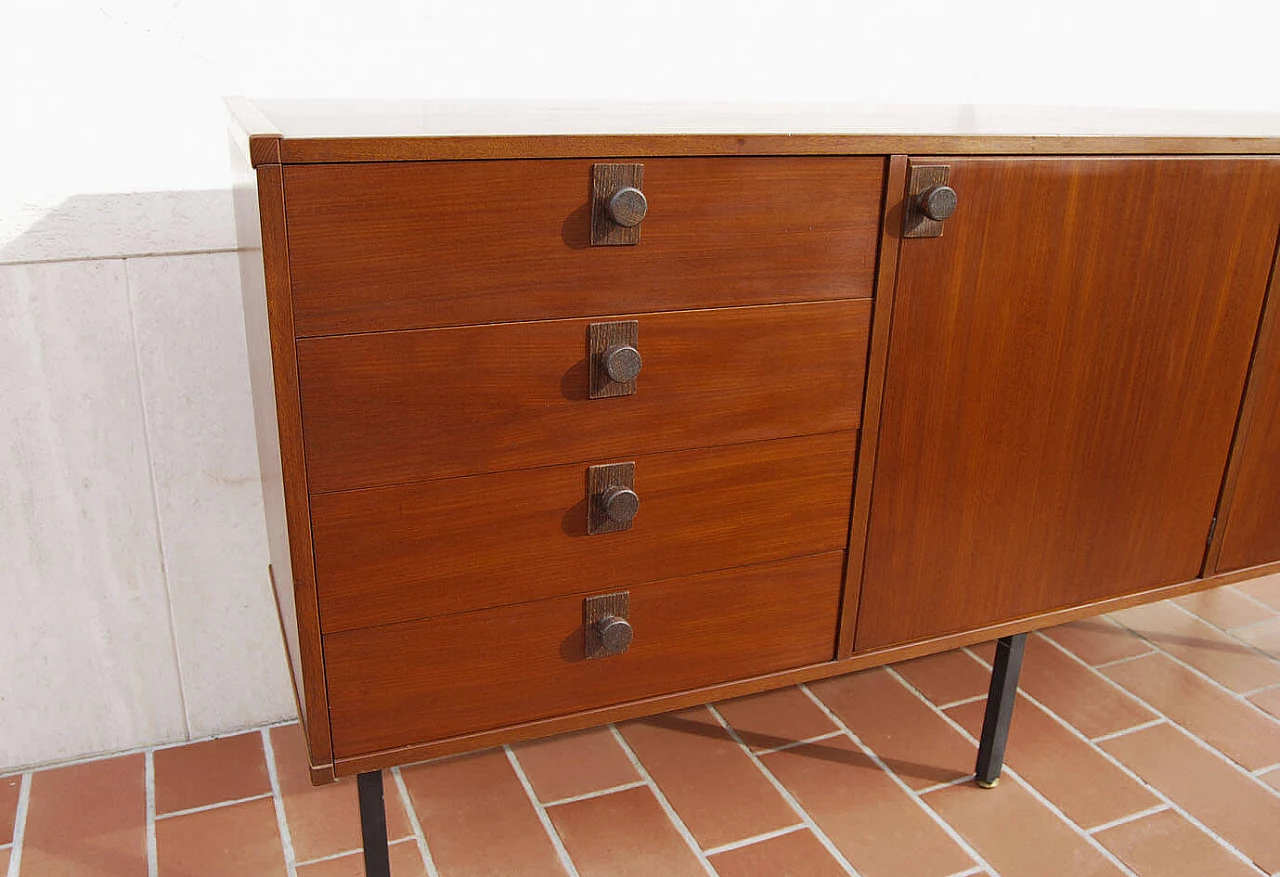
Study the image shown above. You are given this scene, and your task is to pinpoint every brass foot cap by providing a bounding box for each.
[975,776,1000,789]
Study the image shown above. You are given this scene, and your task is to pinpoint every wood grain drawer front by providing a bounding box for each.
[281,157,885,336]
[297,300,870,493]
[324,551,844,759]
[311,431,856,633]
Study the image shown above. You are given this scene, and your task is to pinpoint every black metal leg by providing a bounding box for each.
[974,632,1027,788]
[357,770,392,877]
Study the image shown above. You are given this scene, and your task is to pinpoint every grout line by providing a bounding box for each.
[1085,804,1171,836]
[917,775,980,796]
[153,792,274,820]
[6,773,30,877]
[504,746,583,877]
[1091,650,1158,670]
[702,822,806,857]
[295,838,416,867]
[261,728,298,877]
[1090,719,1168,744]
[941,867,986,877]
[391,767,441,877]
[1242,681,1280,698]
[0,247,240,268]
[120,258,192,742]
[145,750,158,877]
[1226,614,1280,634]
[703,706,864,877]
[1251,762,1280,777]
[935,694,987,711]
[608,725,720,877]
[792,685,993,876]
[754,730,846,756]
[880,666,1144,877]
[1021,633,1270,873]
[542,780,651,808]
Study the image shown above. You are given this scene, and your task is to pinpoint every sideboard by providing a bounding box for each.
[226,98,1280,872]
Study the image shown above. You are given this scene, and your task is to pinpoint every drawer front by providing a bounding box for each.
[282,157,885,336]
[298,300,870,493]
[312,431,856,632]
[324,552,844,759]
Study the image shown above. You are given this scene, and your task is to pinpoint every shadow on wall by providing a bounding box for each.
[1,188,295,775]
[0,189,237,263]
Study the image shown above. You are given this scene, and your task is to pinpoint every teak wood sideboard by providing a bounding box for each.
[227,101,1280,826]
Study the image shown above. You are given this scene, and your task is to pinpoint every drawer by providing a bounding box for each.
[312,431,856,632]
[323,551,844,759]
[282,157,885,336]
[297,299,870,493]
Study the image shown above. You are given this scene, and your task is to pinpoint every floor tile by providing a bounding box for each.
[619,706,796,850]
[708,828,847,877]
[1176,586,1276,631]
[1110,601,1280,693]
[1012,635,1157,739]
[1102,652,1280,771]
[155,796,285,877]
[513,727,639,804]
[1040,617,1153,666]
[761,734,974,877]
[270,725,411,862]
[400,748,566,877]
[548,786,705,877]
[892,648,992,706]
[808,669,974,790]
[946,694,1159,829]
[1234,573,1280,611]
[925,778,1126,877]
[0,774,20,844]
[1259,768,1280,793]
[0,848,9,874]
[1100,723,1280,873]
[20,754,146,877]
[154,731,271,815]
[295,839,426,877]
[1232,617,1280,660]
[1094,809,1262,877]
[715,686,838,752]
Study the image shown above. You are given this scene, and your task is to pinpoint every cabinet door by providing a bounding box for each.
[856,156,1280,651]
[1211,250,1280,574]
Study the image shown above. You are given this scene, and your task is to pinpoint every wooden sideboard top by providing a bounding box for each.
[227,98,1280,166]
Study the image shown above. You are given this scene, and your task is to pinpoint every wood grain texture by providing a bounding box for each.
[230,145,333,777]
[323,552,845,758]
[857,156,1280,651]
[296,300,870,493]
[590,163,645,245]
[331,557,1280,776]
[1212,232,1280,572]
[281,157,883,336]
[837,155,908,656]
[311,431,857,632]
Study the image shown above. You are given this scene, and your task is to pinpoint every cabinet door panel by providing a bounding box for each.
[1214,247,1280,574]
[857,157,1280,651]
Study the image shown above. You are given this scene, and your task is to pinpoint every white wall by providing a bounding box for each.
[3,0,1280,772]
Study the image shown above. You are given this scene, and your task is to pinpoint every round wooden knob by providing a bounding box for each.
[608,187,648,227]
[596,615,634,652]
[603,344,643,383]
[918,185,958,221]
[598,486,640,524]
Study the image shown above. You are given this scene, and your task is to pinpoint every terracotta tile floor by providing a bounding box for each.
[8,578,1280,877]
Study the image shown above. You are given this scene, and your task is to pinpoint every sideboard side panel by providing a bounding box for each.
[232,136,334,779]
